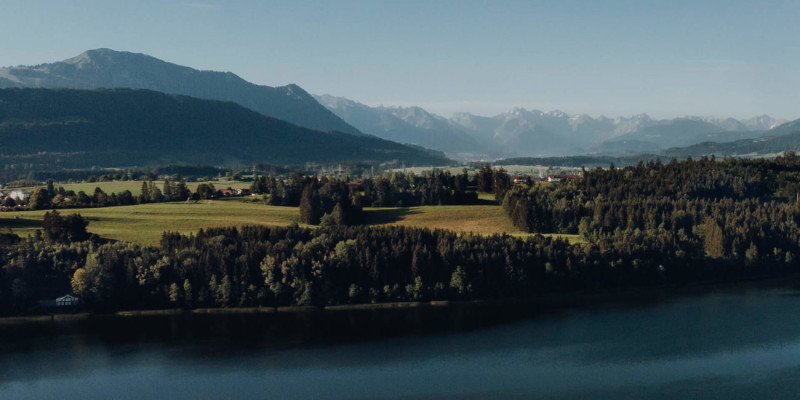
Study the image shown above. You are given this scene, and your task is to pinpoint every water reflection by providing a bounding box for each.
[2,285,800,399]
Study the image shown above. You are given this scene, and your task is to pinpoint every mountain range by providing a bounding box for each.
[0,88,447,169]
[314,94,787,158]
[313,95,481,154]
[498,118,800,168]
[1,48,797,165]
[659,119,800,158]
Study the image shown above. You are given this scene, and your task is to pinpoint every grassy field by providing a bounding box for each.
[0,196,580,246]
[364,205,521,235]
[0,198,301,246]
[8,180,252,196]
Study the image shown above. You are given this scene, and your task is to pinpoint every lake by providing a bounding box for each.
[3,282,800,399]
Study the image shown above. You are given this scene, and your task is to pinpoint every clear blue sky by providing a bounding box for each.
[2,0,798,120]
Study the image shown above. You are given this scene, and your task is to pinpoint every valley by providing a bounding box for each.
[4,3,800,399]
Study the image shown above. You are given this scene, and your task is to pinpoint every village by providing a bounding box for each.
[512,173,582,185]
[0,167,587,213]
[0,188,30,211]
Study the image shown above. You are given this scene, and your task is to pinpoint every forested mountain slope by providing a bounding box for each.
[0,88,448,168]
[0,48,362,135]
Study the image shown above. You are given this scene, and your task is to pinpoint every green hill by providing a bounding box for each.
[0,88,449,168]
[0,48,362,135]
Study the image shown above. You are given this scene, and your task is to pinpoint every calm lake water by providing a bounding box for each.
[3,283,800,399]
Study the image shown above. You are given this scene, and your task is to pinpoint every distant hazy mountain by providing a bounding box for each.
[741,115,786,131]
[313,95,480,154]
[470,108,590,156]
[314,91,792,158]
[0,88,448,168]
[453,108,786,156]
[598,119,739,153]
[654,118,800,158]
[0,49,361,135]
[496,119,800,167]
[450,110,656,156]
[760,118,800,137]
[449,112,498,141]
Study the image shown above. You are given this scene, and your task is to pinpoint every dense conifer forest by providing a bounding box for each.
[2,155,800,316]
[251,169,490,212]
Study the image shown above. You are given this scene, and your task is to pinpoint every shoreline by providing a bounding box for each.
[2,274,798,326]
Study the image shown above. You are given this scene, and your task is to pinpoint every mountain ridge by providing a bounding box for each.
[0,88,448,169]
[0,48,362,135]
[653,119,800,158]
[314,94,481,155]
[316,94,789,158]
[497,117,800,166]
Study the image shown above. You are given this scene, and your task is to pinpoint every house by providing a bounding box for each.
[8,190,29,201]
[219,189,233,196]
[236,188,251,196]
[38,294,81,310]
[513,176,533,185]
[546,174,581,183]
[56,294,80,307]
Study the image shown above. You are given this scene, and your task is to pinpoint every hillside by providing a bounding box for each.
[0,88,449,168]
[0,48,361,135]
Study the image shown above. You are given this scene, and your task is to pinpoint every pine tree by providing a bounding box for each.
[163,179,173,201]
[703,218,726,259]
[299,184,321,225]
[46,179,56,199]
[493,167,511,200]
[175,179,191,200]
[477,164,494,192]
[140,182,150,203]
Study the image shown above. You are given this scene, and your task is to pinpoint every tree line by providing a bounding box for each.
[4,156,800,316]
[9,179,244,210]
[502,154,800,271]
[251,166,509,210]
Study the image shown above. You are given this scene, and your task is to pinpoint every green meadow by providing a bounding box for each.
[0,196,579,246]
[362,205,522,235]
[0,199,301,246]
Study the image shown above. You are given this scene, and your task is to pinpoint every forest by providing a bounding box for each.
[250,167,499,214]
[2,155,800,316]
[503,154,800,264]
[6,166,500,215]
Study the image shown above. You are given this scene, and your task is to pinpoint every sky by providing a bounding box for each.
[1,0,798,120]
